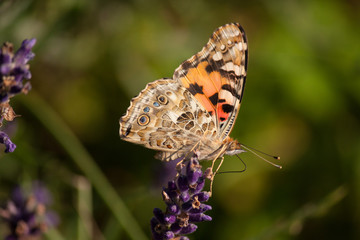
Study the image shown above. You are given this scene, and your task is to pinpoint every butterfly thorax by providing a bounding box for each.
[196,137,243,160]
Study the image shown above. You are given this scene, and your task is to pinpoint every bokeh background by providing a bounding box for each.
[1,0,360,239]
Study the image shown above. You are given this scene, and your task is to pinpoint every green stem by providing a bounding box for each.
[45,228,66,240]
[20,92,148,240]
[76,176,93,240]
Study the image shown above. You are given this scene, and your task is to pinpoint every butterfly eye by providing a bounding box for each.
[137,114,150,126]
[157,95,168,105]
[143,106,150,112]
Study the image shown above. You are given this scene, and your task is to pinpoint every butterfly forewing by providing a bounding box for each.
[173,23,248,140]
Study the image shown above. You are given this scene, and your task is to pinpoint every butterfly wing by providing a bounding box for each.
[119,78,217,161]
[173,23,248,140]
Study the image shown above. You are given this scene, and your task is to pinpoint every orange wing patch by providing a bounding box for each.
[173,23,248,138]
[179,61,235,123]
[179,61,226,115]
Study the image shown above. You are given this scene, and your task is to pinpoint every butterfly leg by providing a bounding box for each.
[176,141,201,172]
[189,140,201,155]
[207,144,227,196]
[209,156,225,196]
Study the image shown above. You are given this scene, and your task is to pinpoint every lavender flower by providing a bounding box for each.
[0,181,59,240]
[0,38,36,152]
[0,131,16,153]
[151,152,212,240]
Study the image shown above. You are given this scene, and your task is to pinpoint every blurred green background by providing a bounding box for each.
[0,0,359,239]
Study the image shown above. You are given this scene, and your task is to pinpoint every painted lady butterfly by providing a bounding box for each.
[119,23,248,164]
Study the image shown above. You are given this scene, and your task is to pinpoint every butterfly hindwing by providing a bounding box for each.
[119,78,217,160]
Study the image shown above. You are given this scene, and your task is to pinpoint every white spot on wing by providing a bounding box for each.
[167,111,179,122]
[223,26,240,37]
[213,52,223,61]
[219,90,234,102]
[168,92,178,103]
[231,27,240,36]
[241,43,248,50]
[236,42,243,51]
[190,97,198,109]
[221,62,241,76]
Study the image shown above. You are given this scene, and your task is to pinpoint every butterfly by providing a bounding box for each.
[119,23,248,164]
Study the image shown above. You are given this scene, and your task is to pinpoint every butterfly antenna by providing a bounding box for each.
[241,144,282,169]
[218,154,247,175]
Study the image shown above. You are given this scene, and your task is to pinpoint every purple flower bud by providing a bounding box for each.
[168,180,177,191]
[189,213,212,222]
[188,203,212,214]
[1,52,11,64]
[163,188,177,200]
[164,181,178,199]
[14,39,36,65]
[1,64,12,75]
[164,231,175,239]
[170,221,182,234]
[177,175,189,192]
[166,204,179,215]
[153,208,165,223]
[193,177,205,194]
[179,223,197,235]
[179,191,190,202]
[181,200,193,212]
[193,192,210,202]
[164,214,176,224]
[0,131,16,153]
[186,160,202,185]
[150,152,212,240]
[187,171,202,186]
[24,38,36,48]
[0,181,59,240]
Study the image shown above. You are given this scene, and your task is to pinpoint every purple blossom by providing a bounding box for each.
[0,131,16,152]
[0,38,36,153]
[0,182,59,240]
[151,152,212,240]
[0,39,35,103]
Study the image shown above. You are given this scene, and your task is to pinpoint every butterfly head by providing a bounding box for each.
[224,138,245,156]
